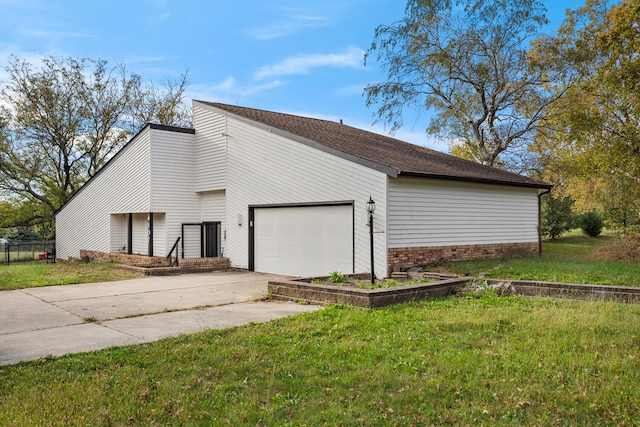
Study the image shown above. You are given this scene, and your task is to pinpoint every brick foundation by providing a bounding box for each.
[387,242,538,275]
[78,250,230,271]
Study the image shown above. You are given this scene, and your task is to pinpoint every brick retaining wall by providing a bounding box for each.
[80,250,167,267]
[388,242,538,275]
[78,250,230,271]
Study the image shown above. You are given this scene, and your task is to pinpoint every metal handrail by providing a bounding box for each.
[166,237,180,267]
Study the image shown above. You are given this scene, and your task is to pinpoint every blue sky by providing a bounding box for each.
[0,0,586,151]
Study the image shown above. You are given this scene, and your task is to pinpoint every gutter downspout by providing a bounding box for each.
[538,188,552,255]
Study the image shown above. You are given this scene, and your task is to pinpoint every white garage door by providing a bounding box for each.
[254,204,353,277]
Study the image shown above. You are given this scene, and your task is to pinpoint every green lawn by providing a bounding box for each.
[1,296,639,425]
[0,261,143,291]
[1,233,639,425]
[445,234,640,286]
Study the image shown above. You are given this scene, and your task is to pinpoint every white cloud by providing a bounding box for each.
[188,77,285,104]
[254,46,364,80]
[247,7,330,40]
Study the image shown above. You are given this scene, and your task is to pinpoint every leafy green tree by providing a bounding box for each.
[533,0,640,224]
[0,56,190,228]
[4,227,40,241]
[364,0,570,167]
[541,193,575,240]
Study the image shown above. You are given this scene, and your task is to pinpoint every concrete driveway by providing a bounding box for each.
[0,271,321,366]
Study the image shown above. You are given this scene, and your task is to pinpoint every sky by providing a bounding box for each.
[0,0,587,152]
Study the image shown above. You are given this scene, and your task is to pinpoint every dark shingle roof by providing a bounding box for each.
[197,101,550,189]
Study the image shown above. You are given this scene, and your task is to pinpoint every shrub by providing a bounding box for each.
[327,271,349,283]
[580,211,604,237]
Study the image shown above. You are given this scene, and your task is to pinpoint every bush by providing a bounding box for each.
[580,211,604,237]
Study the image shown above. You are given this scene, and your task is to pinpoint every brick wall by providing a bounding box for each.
[78,250,230,271]
[80,250,167,267]
[178,257,231,271]
[387,242,538,275]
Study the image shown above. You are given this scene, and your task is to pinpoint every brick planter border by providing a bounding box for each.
[268,275,640,308]
[503,280,640,304]
[268,276,470,308]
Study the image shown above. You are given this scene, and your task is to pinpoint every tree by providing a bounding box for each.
[364,0,570,167]
[532,0,640,228]
[0,56,190,228]
[541,192,575,240]
[580,210,604,237]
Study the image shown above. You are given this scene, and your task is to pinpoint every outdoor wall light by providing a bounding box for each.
[366,196,376,215]
[366,196,375,284]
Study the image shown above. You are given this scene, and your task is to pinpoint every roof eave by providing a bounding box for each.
[397,170,553,190]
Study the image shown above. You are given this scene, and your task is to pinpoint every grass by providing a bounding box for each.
[1,233,639,424]
[445,233,640,287]
[1,296,639,425]
[0,261,143,291]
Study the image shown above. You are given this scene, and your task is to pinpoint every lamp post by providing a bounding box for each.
[366,196,376,284]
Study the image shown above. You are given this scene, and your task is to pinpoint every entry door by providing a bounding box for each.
[204,222,221,257]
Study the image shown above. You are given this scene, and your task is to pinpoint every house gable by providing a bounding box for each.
[219,109,389,273]
[195,101,551,190]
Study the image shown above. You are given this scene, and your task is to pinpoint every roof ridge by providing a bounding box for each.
[194,100,551,189]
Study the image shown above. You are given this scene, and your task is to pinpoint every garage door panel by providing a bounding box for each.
[254,205,353,276]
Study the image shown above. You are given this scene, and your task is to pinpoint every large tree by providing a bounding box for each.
[364,0,570,167]
[0,56,190,229]
[533,0,640,228]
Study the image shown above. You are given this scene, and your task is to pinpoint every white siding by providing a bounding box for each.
[194,103,226,192]
[56,129,152,259]
[200,190,226,256]
[387,177,540,248]
[152,213,166,255]
[149,128,200,257]
[223,116,388,276]
[182,225,201,258]
[109,214,127,252]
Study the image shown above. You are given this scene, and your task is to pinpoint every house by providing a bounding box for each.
[55,100,552,277]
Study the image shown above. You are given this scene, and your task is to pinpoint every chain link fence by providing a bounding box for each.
[0,241,56,265]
